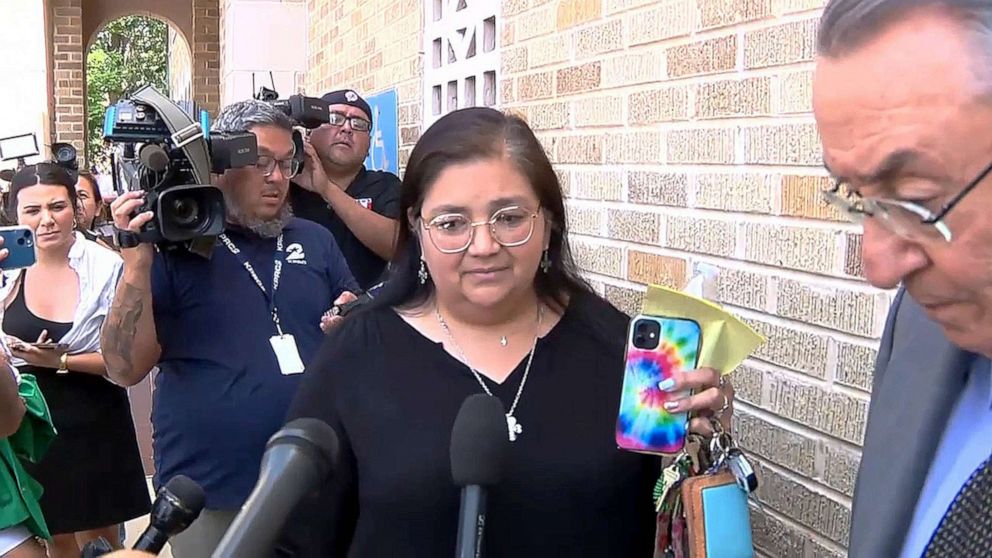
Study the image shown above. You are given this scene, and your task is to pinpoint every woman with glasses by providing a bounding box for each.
[279,108,735,557]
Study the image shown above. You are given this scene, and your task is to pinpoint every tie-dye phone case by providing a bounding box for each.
[616,314,702,455]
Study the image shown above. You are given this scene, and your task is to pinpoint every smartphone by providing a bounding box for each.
[30,342,68,352]
[616,314,702,455]
[0,226,36,270]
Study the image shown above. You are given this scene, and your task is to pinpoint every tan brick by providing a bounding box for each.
[820,443,861,497]
[529,102,570,130]
[742,223,840,275]
[744,122,822,166]
[556,134,603,164]
[502,46,529,74]
[781,175,845,221]
[574,96,624,127]
[747,318,830,379]
[629,86,690,124]
[627,251,687,286]
[698,0,771,29]
[753,460,853,545]
[601,51,664,87]
[845,233,865,278]
[627,0,694,45]
[529,35,570,68]
[517,71,555,101]
[668,128,736,164]
[772,0,827,14]
[715,267,769,311]
[608,210,662,245]
[778,70,814,114]
[744,18,818,69]
[765,370,869,445]
[606,131,663,164]
[696,173,774,214]
[501,19,515,46]
[628,172,689,207]
[604,284,644,316]
[557,0,602,29]
[604,0,661,14]
[777,279,887,336]
[566,204,604,235]
[517,5,557,41]
[503,0,531,17]
[557,62,602,95]
[731,364,764,405]
[575,18,623,59]
[500,80,515,104]
[667,35,737,78]
[666,216,735,257]
[572,170,624,200]
[734,410,817,477]
[556,169,572,196]
[836,341,877,393]
[696,77,772,119]
[750,505,810,558]
[572,240,623,278]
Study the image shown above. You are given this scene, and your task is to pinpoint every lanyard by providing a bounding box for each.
[218,233,286,335]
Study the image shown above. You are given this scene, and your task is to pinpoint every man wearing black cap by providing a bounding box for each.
[291,89,401,289]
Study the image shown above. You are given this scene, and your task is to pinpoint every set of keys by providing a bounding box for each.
[652,419,759,558]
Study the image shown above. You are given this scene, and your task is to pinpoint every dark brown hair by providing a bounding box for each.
[374,107,592,314]
[7,163,80,224]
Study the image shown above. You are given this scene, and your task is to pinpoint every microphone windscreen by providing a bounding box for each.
[268,417,341,480]
[450,394,509,487]
[164,475,206,514]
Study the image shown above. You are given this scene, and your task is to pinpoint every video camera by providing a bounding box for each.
[253,80,330,172]
[102,85,257,253]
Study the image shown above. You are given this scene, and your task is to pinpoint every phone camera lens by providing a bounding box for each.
[16,238,24,245]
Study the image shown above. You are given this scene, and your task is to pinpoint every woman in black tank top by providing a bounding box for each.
[1,164,148,558]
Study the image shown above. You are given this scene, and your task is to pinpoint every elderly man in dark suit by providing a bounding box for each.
[813,1,992,557]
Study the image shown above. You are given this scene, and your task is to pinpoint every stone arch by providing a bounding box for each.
[47,0,219,163]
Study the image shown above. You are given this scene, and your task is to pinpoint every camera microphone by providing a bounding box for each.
[212,418,341,558]
[133,475,206,554]
[451,394,510,558]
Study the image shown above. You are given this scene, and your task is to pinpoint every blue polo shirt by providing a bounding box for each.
[149,218,358,509]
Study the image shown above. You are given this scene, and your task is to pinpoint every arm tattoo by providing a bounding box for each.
[103,281,146,377]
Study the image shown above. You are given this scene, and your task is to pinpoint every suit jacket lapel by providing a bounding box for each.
[850,295,971,558]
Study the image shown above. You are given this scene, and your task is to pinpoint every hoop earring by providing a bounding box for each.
[418,259,429,285]
[540,249,551,273]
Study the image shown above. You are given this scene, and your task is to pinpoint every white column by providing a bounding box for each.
[220,0,308,107]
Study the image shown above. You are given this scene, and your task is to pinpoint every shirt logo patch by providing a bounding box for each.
[357,198,373,210]
[285,243,307,265]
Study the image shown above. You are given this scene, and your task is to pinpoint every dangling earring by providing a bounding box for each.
[418,259,429,284]
[540,249,551,273]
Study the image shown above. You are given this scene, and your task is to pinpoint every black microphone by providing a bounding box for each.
[134,474,206,554]
[212,417,340,558]
[451,394,510,558]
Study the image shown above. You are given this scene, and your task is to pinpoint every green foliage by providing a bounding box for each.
[86,16,168,166]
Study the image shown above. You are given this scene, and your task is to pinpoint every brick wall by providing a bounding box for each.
[50,0,85,155]
[501,0,883,555]
[192,0,221,116]
[306,0,423,169]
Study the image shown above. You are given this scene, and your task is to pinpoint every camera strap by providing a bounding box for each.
[218,233,286,335]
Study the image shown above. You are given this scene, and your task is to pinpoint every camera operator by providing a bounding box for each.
[100,99,359,558]
[290,89,401,289]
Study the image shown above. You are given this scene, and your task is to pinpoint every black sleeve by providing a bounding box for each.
[373,173,402,219]
[275,316,374,557]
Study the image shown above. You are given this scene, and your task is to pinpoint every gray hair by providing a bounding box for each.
[818,0,992,56]
[211,99,294,134]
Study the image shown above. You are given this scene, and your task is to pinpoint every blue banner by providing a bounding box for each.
[364,89,399,175]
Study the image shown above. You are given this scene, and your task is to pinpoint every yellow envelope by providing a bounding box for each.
[639,284,765,374]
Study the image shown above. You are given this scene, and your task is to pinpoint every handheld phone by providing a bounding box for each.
[0,226,37,270]
[616,314,702,455]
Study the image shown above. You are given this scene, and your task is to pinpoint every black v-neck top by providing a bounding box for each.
[278,291,659,557]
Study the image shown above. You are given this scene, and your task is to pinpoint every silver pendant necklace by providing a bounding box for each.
[436,304,544,442]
